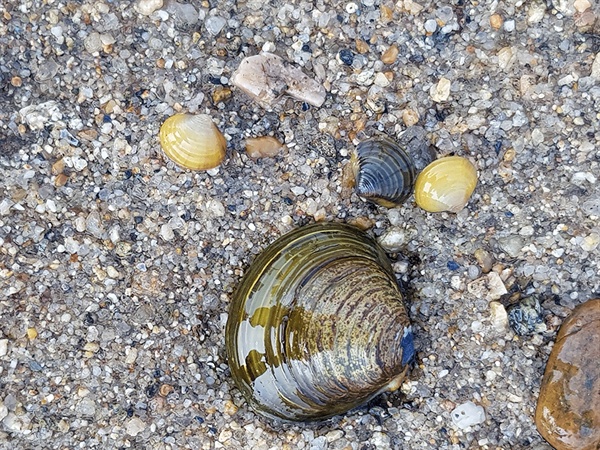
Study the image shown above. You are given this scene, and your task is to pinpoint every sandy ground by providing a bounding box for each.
[1,0,599,448]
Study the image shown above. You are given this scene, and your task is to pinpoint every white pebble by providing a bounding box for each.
[135,0,163,16]
[373,72,390,87]
[0,339,8,357]
[531,128,544,146]
[46,199,57,212]
[581,233,600,252]
[527,2,546,23]
[451,401,486,429]
[378,228,405,253]
[591,53,600,80]
[205,16,226,35]
[125,417,146,437]
[206,199,225,217]
[430,77,451,102]
[424,19,437,33]
[0,199,14,215]
[2,413,23,432]
[291,186,306,196]
[125,347,138,364]
[489,301,509,332]
[160,223,174,241]
[346,2,359,13]
[574,0,592,12]
[71,156,88,171]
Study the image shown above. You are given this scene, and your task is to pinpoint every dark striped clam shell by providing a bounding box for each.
[226,222,415,422]
[352,132,434,207]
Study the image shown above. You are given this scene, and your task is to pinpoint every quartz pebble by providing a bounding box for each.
[126,417,147,437]
[231,53,326,108]
[536,299,600,450]
[205,16,227,35]
[590,53,600,80]
[451,401,486,429]
[0,401,7,422]
[489,301,509,332]
[430,77,451,102]
[136,0,163,15]
[378,228,406,253]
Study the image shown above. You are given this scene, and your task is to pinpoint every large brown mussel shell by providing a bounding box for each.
[226,223,415,422]
[351,130,435,207]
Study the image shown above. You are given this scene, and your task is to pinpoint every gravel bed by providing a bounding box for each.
[1,0,599,448]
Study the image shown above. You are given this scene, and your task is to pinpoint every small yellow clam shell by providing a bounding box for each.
[414,156,478,213]
[159,113,226,171]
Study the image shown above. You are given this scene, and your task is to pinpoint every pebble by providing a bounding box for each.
[26,327,37,340]
[165,1,199,25]
[591,53,600,80]
[536,299,600,450]
[0,401,7,422]
[489,301,509,332]
[71,156,88,172]
[467,272,507,301]
[402,109,419,126]
[497,235,524,258]
[507,296,545,336]
[223,400,238,416]
[378,228,406,253]
[554,0,576,15]
[338,49,354,66]
[205,16,227,35]
[231,53,326,108]
[373,72,391,87]
[489,13,503,30]
[325,430,344,442]
[84,32,103,54]
[85,211,104,239]
[3,413,23,432]
[528,2,546,23]
[581,233,600,252]
[0,339,7,357]
[76,398,96,416]
[430,77,451,102]
[424,19,438,34]
[381,45,399,64]
[245,136,284,159]
[125,417,146,437]
[160,223,174,241]
[451,401,486,429]
[136,0,163,16]
[574,0,592,12]
[474,248,494,273]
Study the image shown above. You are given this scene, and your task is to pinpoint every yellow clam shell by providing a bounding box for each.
[159,113,226,171]
[414,156,478,213]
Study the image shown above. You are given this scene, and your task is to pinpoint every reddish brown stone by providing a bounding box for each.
[535,298,600,450]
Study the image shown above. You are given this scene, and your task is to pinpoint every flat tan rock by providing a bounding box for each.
[231,53,326,109]
[535,298,600,450]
